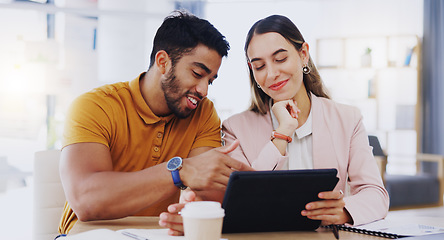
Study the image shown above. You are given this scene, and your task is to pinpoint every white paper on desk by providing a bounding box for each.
[118,229,184,239]
[117,229,228,240]
[63,228,228,240]
[63,229,131,240]
[353,219,444,236]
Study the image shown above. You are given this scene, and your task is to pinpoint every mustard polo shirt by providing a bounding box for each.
[59,73,221,234]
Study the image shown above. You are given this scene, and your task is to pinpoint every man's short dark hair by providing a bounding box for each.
[149,10,230,68]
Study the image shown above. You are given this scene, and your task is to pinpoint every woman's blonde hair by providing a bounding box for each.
[245,15,330,114]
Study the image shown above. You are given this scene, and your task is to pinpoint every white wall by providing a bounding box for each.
[97,0,172,83]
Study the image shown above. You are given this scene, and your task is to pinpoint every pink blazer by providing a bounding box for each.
[222,94,389,226]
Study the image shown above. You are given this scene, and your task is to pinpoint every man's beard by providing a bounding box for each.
[161,67,201,119]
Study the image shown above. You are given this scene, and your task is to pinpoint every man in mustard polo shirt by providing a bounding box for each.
[58,11,254,235]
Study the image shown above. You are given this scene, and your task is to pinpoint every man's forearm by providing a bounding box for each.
[66,163,176,221]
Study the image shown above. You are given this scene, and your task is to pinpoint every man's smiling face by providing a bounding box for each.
[161,44,222,118]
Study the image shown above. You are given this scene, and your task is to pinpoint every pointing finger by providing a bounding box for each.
[215,139,239,154]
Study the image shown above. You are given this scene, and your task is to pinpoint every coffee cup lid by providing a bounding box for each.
[181,201,225,219]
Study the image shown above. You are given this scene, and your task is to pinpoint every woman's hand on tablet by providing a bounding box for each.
[301,190,353,225]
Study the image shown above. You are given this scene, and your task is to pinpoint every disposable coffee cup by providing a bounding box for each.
[181,201,225,240]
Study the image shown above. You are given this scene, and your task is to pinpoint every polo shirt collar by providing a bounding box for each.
[130,73,174,125]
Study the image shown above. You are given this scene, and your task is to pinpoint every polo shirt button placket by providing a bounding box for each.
[152,124,164,160]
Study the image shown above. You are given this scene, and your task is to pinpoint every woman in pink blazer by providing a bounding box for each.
[222,15,389,227]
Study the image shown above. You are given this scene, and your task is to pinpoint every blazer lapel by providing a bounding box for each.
[311,95,340,169]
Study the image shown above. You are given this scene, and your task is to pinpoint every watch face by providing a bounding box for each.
[167,157,182,171]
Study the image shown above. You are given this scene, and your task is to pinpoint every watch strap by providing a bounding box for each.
[171,170,187,190]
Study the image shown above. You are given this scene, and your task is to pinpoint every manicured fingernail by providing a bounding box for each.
[168,206,176,212]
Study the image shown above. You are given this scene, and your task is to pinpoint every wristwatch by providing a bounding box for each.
[166,157,187,190]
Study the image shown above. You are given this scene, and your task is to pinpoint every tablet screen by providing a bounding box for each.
[222,168,339,233]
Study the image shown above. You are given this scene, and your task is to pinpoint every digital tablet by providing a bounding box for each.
[221,168,339,233]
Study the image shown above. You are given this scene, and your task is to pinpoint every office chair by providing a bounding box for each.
[368,135,444,210]
[33,150,65,240]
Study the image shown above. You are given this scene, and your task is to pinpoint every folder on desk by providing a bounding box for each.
[221,169,339,233]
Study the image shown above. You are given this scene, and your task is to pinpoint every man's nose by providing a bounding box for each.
[195,79,208,98]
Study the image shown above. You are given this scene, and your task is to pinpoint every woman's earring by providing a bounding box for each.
[302,64,311,74]
[257,84,261,89]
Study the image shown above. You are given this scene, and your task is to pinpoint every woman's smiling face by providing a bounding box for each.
[246,32,309,101]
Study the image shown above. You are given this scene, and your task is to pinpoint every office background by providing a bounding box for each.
[0,0,442,239]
